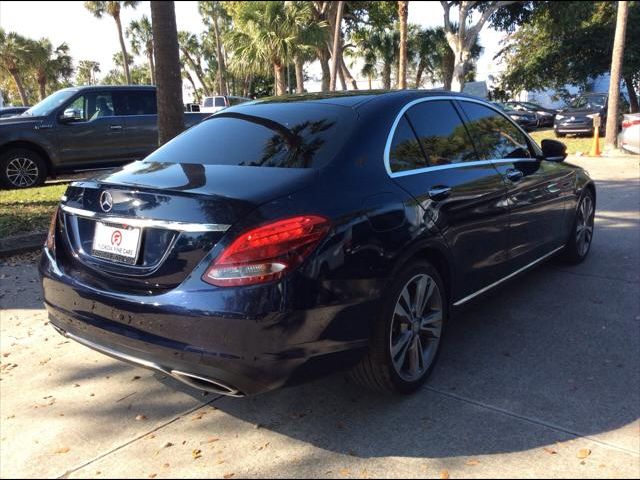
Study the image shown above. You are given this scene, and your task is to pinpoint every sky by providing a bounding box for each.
[0,1,506,100]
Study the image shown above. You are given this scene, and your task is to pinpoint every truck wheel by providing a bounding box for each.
[349,261,447,394]
[0,148,47,189]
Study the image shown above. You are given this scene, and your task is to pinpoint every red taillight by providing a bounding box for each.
[203,215,330,287]
[622,119,640,129]
[45,206,59,251]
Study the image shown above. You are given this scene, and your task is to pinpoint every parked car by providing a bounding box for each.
[505,101,556,127]
[200,95,252,113]
[41,91,595,397]
[553,93,628,137]
[497,103,538,131]
[0,106,30,119]
[620,113,640,154]
[0,86,210,189]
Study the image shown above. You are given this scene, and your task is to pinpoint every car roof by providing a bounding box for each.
[63,85,155,92]
[250,89,491,110]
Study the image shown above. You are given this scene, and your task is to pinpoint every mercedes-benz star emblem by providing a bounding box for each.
[99,191,113,213]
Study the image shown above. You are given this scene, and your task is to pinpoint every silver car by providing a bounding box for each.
[620,113,640,154]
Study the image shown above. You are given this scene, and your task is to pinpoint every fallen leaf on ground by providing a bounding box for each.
[163,463,170,468]
[135,414,147,421]
[192,449,202,459]
[148,474,157,479]
[163,442,174,448]
[466,459,480,466]
[132,376,141,381]
[577,448,591,459]
[440,470,450,479]
[543,447,558,455]
[223,474,234,479]
[55,447,70,454]
[339,469,350,477]
[206,437,219,443]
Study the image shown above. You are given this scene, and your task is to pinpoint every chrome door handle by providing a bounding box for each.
[109,125,123,131]
[428,186,451,200]
[506,168,524,182]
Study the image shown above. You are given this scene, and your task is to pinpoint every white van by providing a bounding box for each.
[200,95,252,114]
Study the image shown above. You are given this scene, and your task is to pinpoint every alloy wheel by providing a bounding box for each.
[6,157,39,188]
[576,195,594,257]
[389,273,443,381]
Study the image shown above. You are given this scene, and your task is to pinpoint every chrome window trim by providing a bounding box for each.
[453,245,565,306]
[383,95,536,178]
[60,204,230,233]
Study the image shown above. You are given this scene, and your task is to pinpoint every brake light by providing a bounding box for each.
[203,215,330,287]
[45,206,59,251]
[622,119,640,129]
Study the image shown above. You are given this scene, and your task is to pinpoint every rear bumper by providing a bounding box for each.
[40,247,372,396]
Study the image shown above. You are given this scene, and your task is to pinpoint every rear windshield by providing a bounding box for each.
[145,103,354,169]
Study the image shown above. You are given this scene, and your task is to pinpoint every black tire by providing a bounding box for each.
[560,189,595,264]
[349,260,447,394]
[0,148,47,189]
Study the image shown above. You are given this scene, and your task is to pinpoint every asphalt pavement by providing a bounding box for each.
[1,156,638,478]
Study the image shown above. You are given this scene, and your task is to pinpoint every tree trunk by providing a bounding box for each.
[340,56,358,90]
[368,75,372,90]
[185,70,198,102]
[338,63,346,90]
[114,12,131,85]
[415,61,424,89]
[317,47,331,92]
[398,0,409,89]
[450,46,470,92]
[382,62,391,90]
[212,14,227,96]
[605,1,628,148]
[8,69,28,105]
[294,56,304,93]
[329,1,344,91]
[442,47,454,90]
[273,62,286,96]
[151,0,184,145]
[182,49,211,95]
[148,49,156,85]
[624,75,638,113]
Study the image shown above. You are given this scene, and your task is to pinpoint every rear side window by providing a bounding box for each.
[388,116,427,173]
[203,98,213,107]
[113,90,157,115]
[405,100,477,166]
[145,103,353,169]
[214,97,226,107]
[458,101,532,160]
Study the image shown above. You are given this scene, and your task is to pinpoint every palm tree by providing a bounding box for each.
[84,1,139,85]
[127,15,155,84]
[76,60,101,85]
[352,27,399,90]
[31,39,73,100]
[329,1,345,91]
[198,1,228,96]
[397,1,409,89]
[225,1,304,96]
[605,1,629,148]
[178,31,212,95]
[0,29,31,105]
[150,0,184,145]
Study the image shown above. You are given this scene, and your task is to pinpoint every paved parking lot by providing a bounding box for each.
[1,156,638,478]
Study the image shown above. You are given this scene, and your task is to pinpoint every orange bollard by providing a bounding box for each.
[588,114,601,157]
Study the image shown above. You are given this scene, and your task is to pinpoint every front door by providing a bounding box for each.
[56,90,127,168]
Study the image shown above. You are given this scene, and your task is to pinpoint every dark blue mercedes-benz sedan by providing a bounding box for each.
[40,90,596,397]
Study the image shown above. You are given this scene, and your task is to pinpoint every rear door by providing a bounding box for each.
[456,100,571,270]
[118,89,159,159]
[56,89,128,168]
[387,99,510,300]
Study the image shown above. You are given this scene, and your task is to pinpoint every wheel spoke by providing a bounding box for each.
[408,336,420,377]
[392,331,412,371]
[414,276,428,317]
[420,310,442,337]
[394,302,411,323]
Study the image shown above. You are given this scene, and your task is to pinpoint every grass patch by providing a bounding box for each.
[529,128,602,155]
[0,184,67,238]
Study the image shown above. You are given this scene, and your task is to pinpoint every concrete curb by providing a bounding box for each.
[0,231,46,257]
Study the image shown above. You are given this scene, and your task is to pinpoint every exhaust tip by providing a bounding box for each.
[170,369,244,397]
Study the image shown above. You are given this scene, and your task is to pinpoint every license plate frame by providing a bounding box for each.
[91,221,142,265]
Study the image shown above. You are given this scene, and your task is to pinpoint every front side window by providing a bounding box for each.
[458,101,532,160]
[64,92,114,122]
[405,100,477,166]
[388,116,427,173]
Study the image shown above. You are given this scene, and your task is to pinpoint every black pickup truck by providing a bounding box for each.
[0,86,210,188]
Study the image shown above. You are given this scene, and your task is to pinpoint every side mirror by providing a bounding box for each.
[60,108,82,123]
[541,139,567,162]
